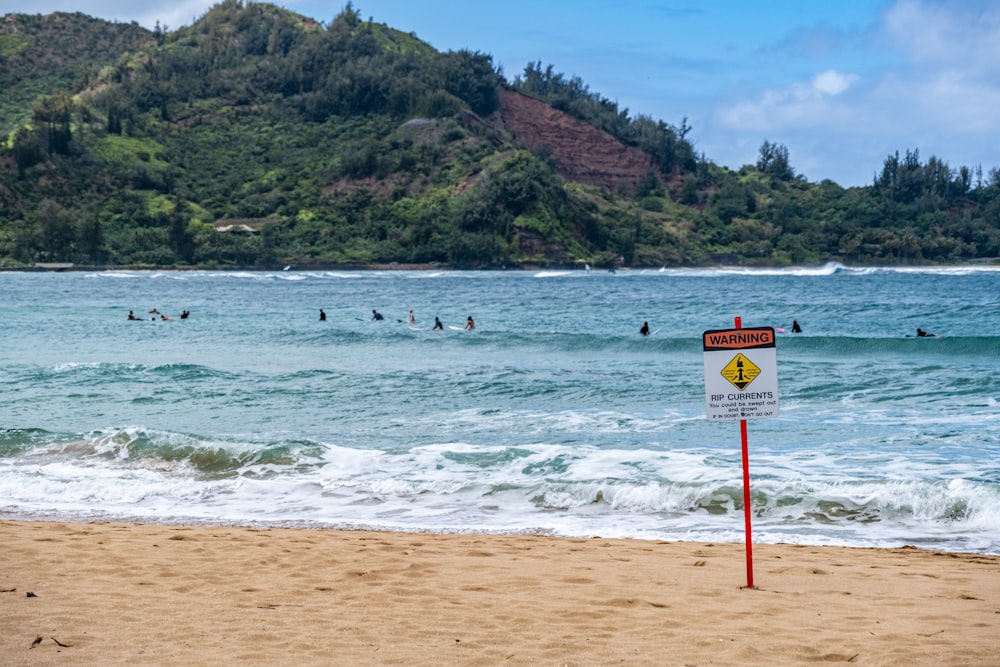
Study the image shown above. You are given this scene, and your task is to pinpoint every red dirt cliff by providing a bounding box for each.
[498,89,653,194]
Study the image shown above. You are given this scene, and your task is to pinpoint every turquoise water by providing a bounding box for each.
[2,264,999,553]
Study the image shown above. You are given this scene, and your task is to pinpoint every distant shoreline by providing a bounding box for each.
[3,258,999,272]
[1,263,455,272]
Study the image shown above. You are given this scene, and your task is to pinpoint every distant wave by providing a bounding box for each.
[399,330,999,357]
[79,263,1000,283]
[25,361,243,386]
[645,263,999,278]
[883,265,1000,275]
[0,428,54,456]
[1,426,325,475]
[778,334,1000,357]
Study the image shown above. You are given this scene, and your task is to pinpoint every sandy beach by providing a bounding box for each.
[2,520,998,665]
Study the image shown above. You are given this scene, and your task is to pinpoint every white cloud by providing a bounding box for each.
[812,70,857,96]
[866,0,1000,138]
[134,0,216,29]
[716,69,859,132]
[0,0,217,29]
[710,1,1000,184]
[883,0,1000,76]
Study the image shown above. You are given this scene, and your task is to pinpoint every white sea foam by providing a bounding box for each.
[51,361,103,372]
[648,261,847,278]
[321,271,365,279]
[886,265,1000,275]
[90,271,142,279]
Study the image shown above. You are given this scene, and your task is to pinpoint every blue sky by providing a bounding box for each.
[5,0,1000,187]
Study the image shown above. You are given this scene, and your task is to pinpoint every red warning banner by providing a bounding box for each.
[702,327,775,351]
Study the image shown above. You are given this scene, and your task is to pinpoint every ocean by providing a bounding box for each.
[2,264,998,554]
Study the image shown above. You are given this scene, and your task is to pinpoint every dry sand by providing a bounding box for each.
[2,519,998,666]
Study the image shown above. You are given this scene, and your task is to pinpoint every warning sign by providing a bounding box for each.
[720,353,760,390]
[703,327,779,420]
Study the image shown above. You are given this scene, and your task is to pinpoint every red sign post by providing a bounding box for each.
[736,317,754,589]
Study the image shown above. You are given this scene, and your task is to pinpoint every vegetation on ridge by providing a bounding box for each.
[1,0,999,269]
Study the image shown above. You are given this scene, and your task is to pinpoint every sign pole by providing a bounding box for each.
[740,405,754,588]
[734,316,755,589]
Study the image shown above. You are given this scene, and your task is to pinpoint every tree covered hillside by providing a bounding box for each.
[0,11,155,138]
[1,0,999,269]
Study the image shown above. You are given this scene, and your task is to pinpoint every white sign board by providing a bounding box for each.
[703,327,779,420]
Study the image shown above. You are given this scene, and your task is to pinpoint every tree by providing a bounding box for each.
[11,127,44,176]
[77,217,107,264]
[168,199,195,263]
[35,200,76,260]
[441,50,501,117]
[32,94,75,155]
[153,20,168,46]
[756,140,795,181]
[329,2,361,32]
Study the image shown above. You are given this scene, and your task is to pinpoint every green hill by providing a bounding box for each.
[0,11,155,138]
[1,1,998,269]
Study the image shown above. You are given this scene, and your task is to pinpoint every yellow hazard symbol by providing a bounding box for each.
[720,353,761,390]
